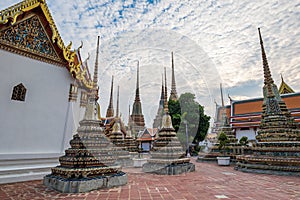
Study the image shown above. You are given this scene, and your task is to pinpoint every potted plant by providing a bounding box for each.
[217,132,230,166]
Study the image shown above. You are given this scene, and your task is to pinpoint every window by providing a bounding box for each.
[11,83,26,101]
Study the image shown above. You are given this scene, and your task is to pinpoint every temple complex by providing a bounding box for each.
[169,52,178,101]
[142,73,195,175]
[0,0,93,183]
[210,81,300,144]
[43,36,127,193]
[129,61,145,138]
[235,28,300,175]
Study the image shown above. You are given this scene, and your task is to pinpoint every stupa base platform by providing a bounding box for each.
[43,172,127,193]
[235,165,300,176]
[142,162,195,175]
[115,158,134,167]
[235,155,300,176]
[197,156,217,162]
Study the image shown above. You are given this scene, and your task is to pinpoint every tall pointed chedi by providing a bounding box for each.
[256,28,298,142]
[197,84,241,163]
[164,67,168,105]
[236,28,300,176]
[219,83,237,143]
[169,52,178,101]
[125,106,139,153]
[109,85,133,167]
[44,36,127,193]
[142,72,195,175]
[130,61,145,137]
[153,74,165,129]
[106,75,114,117]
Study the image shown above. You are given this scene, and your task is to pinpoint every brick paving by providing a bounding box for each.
[0,158,300,200]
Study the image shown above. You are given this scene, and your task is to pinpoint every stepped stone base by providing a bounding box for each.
[142,162,195,175]
[197,156,217,162]
[43,172,127,193]
[235,165,300,177]
[116,158,134,167]
[133,158,148,167]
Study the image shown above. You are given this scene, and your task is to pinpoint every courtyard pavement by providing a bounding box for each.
[0,158,299,200]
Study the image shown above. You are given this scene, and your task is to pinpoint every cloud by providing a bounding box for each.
[1,0,299,128]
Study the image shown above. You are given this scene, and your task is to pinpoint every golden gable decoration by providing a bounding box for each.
[0,0,93,89]
[0,15,59,61]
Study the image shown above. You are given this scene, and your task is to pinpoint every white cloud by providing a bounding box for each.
[1,0,299,127]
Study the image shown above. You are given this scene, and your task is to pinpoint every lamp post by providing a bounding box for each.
[184,120,190,157]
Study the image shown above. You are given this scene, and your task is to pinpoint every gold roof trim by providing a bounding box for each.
[0,0,93,89]
[279,74,295,94]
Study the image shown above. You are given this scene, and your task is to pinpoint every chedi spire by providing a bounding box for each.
[169,52,178,101]
[106,75,114,117]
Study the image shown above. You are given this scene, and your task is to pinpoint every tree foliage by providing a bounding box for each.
[239,136,248,146]
[168,92,211,148]
[168,100,181,132]
[218,132,229,155]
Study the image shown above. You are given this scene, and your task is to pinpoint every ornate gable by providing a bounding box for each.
[0,0,94,89]
[279,75,295,94]
[0,14,64,65]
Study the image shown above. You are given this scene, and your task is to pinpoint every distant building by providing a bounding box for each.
[137,128,158,152]
[212,78,300,143]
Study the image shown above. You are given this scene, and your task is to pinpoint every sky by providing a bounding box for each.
[1,0,300,128]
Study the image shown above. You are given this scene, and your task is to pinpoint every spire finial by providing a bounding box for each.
[170,52,178,101]
[160,73,165,106]
[220,83,224,108]
[93,36,100,92]
[164,67,168,113]
[128,105,130,120]
[258,28,275,97]
[135,61,140,101]
[83,36,100,120]
[106,75,114,117]
[116,85,120,117]
[128,104,131,129]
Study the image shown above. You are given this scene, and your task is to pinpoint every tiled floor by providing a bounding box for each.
[1,158,300,200]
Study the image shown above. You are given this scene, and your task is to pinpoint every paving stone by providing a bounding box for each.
[1,158,300,199]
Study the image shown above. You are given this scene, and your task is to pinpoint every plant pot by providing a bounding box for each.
[217,156,230,166]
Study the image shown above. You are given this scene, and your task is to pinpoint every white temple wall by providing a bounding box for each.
[235,128,257,142]
[0,50,84,183]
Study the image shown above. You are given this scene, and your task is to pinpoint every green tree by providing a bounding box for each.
[168,100,181,132]
[168,92,211,148]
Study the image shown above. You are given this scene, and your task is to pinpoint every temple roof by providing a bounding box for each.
[230,93,300,128]
[279,74,295,94]
[232,92,300,116]
[0,0,93,89]
[136,128,157,141]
